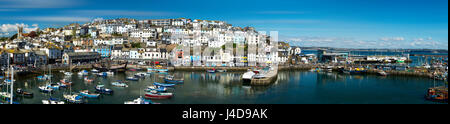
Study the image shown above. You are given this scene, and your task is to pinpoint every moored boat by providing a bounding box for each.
[207,69,216,73]
[95,85,114,94]
[42,98,65,104]
[112,82,128,87]
[16,88,33,98]
[145,85,168,92]
[153,82,176,87]
[39,85,53,93]
[242,70,256,84]
[426,86,448,103]
[63,94,84,104]
[78,70,89,76]
[84,77,94,82]
[144,91,173,99]
[378,71,388,76]
[164,75,184,84]
[64,72,73,76]
[124,96,152,104]
[126,77,139,81]
[91,69,100,73]
[79,90,100,98]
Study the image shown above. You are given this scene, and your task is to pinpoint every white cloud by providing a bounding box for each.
[0,23,39,33]
[380,37,405,41]
[284,35,447,49]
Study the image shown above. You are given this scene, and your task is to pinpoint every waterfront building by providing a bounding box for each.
[93,45,112,58]
[63,52,101,65]
[26,50,48,66]
[6,48,27,65]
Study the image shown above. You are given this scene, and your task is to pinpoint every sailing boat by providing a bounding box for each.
[42,65,64,104]
[63,84,83,104]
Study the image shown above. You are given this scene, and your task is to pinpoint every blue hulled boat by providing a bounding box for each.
[95,85,114,94]
[79,90,100,98]
[126,77,139,81]
[164,75,184,84]
[153,82,176,87]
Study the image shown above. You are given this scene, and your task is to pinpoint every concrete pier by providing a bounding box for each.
[251,66,279,86]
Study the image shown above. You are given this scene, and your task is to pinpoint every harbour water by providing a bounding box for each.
[3,70,446,104]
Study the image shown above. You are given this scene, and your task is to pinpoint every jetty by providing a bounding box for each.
[250,66,279,86]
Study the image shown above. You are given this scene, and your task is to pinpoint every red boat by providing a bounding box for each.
[144,91,173,99]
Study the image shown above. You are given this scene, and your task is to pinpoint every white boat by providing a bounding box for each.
[42,99,65,104]
[253,74,266,79]
[64,72,73,76]
[124,96,151,104]
[378,71,388,76]
[106,71,114,76]
[91,69,100,73]
[242,70,256,83]
[78,70,88,76]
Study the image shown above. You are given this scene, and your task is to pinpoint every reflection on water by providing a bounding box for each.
[1,71,447,104]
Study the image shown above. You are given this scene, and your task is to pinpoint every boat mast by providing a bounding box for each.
[10,66,13,104]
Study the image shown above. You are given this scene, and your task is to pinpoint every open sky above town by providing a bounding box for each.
[0,0,448,49]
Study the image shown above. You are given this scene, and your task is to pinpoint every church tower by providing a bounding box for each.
[17,26,23,39]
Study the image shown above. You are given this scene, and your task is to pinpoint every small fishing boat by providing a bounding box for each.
[48,83,60,90]
[37,75,51,80]
[126,77,139,81]
[217,69,227,72]
[79,90,100,98]
[164,75,184,84]
[63,94,84,104]
[157,69,169,73]
[39,85,53,93]
[64,72,73,76]
[112,82,128,87]
[91,69,100,73]
[378,71,388,76]
[426,87,448,103]
[0,92,11,100]
[60,79,71,83]
[242,70,256,84]
[16,88,33,98]
[144,91,173,99]
[124,96,152,104]
[153,82,176,87]
[42,98,65,104]
[37,76,48,80]
[84,77,94,82]
[207,69,216,73]
[3,79,13,84]
[95,85,114,94]
[134,73,145,78]
[106,71,114,76]
[97,72,107,77]
[78,70,89,76]
[145,85,168,92]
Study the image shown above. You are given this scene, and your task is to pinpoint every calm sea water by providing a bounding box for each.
[3,71,446,104]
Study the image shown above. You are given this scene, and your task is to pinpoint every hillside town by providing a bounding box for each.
[0,18,447,82]
[0,18,297,70]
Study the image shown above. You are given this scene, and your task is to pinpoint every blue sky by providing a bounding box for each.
[0,0,448,49]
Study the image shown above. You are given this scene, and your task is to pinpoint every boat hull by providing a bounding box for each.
[144,93,173,99]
